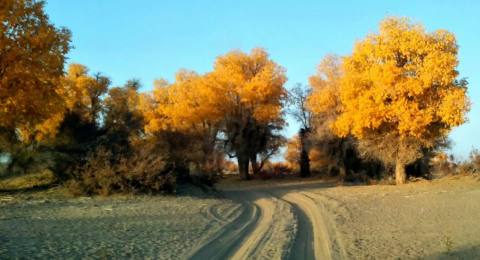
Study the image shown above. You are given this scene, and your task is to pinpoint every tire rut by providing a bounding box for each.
[192,188,341,260]
[302,191,349,258]
[231,192,296,260]
[201,202,243,224]
[189,202,260,260]
[190,191,296,260]
[287,202,315,260]
[282,192,334,260]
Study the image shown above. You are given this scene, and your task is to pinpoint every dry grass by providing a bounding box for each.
[0,170,56,191]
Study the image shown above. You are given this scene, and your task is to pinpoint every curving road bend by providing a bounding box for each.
[189,181,341,260]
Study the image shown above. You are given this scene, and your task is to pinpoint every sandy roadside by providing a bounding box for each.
[0,191,240,259]
[304,176,480,259]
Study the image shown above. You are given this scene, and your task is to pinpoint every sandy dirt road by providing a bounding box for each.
[189,181,344,260]
[189,176,480,259]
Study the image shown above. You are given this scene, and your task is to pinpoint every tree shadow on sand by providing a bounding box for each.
[425,245,480,260]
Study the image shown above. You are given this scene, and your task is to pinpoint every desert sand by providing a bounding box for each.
[1,176,479,259]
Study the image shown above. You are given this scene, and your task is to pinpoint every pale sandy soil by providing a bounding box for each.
[1,175,479,259]
[305,176,480,259]
[0,189,240,259]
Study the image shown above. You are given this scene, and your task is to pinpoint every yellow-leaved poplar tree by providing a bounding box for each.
[307,55,357,177]
[307,55,343,122]
[332,17,469,184]
[208,48,287,179]
[141,48,287,179]
[143,70,222,133]
[60,64,110,124]
[141,69,225,173]
[0,0,71,142]
[104,79,143,138]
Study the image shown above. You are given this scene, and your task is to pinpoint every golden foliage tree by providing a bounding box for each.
[104,79,142,131]
[331,17,469,184]
[61,64,110,124]
[208,48,287,179]
[0,0,71,142]
[103,79,144,152]
[307,55,357,177]
[307,54,345,162]
[307,55,343,123]
[142,48,287,179]
[48,64,110,180]
[141,70,223,174]
[143,70,222,133]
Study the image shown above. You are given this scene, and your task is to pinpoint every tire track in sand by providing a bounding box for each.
[286,200,315,260]
[191,187,340,260]
[302,191,348,259]
[282,192,334,260]
[200,202,243,224]
[189,202,260,260]
[230,193,296,260]
[190,191,296,260]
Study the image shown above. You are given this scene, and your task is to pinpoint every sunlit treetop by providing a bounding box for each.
[142,69,223,133]
[60,64,110,123]
[142,48,288,134]
[0,0,71,142]
[208,48,287,123]
[332,17,469,143]
[103,79,142,133]
[307,54,343,121]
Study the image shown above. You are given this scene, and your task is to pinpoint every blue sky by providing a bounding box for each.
[44,0,479,160]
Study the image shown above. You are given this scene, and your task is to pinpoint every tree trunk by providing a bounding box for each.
[395,159,407,185]
[338,137,347,179]
[250,153,260,175]
[299,128,311,177]
[299,149,310,177]
[237,154,250,180]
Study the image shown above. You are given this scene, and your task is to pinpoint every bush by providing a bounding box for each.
[468,149,480,175]
[429,152,456,177]
[456,162,475,175]
[430,149,480,177]
[259,162,292,179]
[2,146,57,177]
[69,146,175,196]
